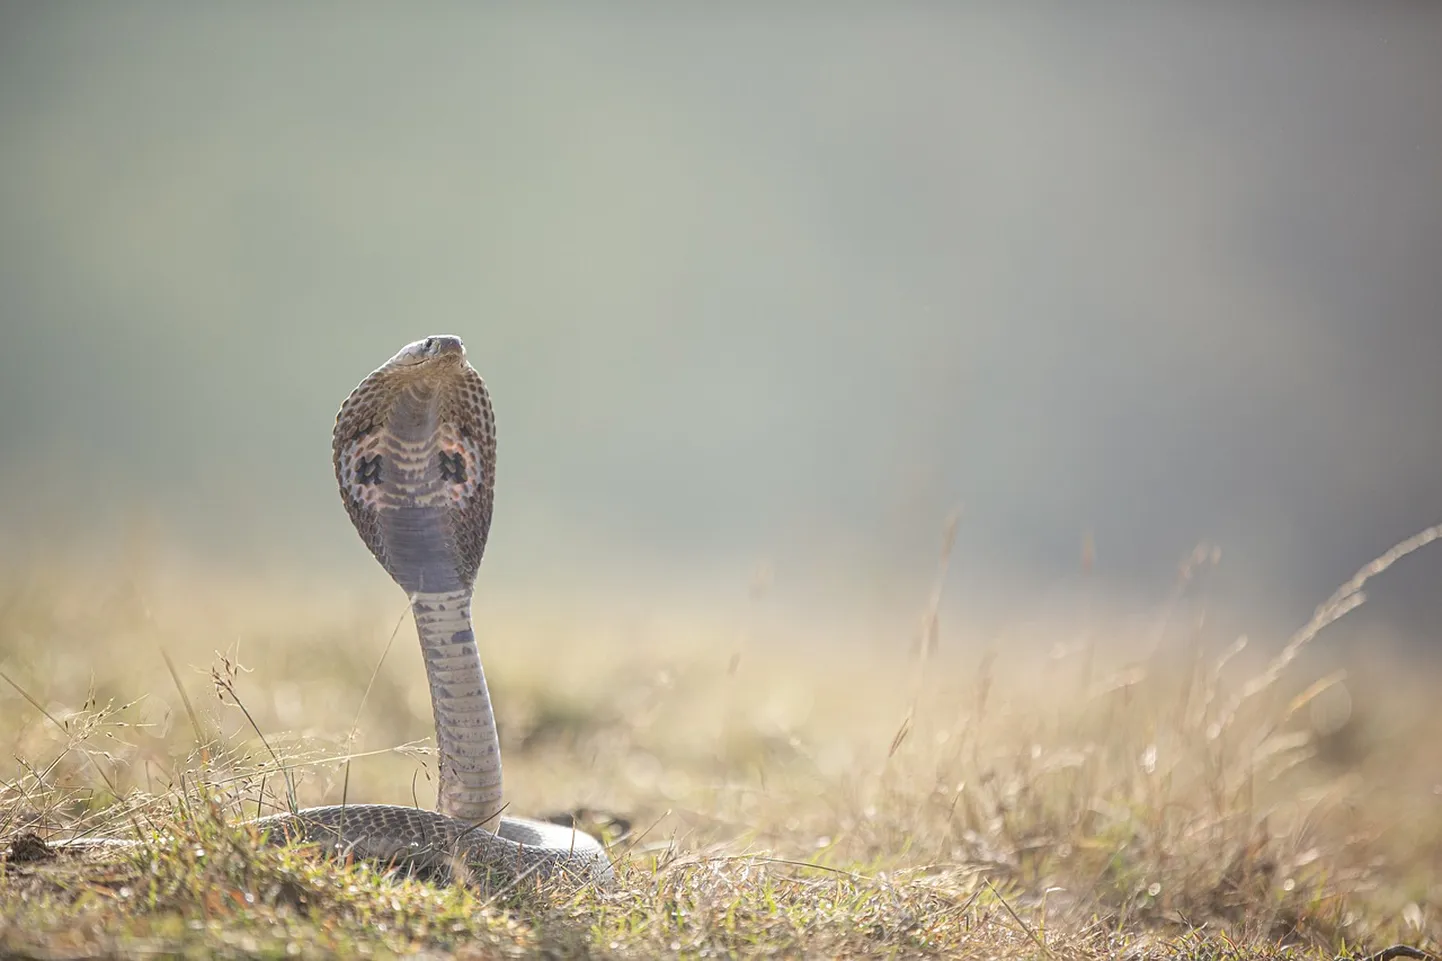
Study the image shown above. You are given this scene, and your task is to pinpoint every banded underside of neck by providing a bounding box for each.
[411,588,503,827]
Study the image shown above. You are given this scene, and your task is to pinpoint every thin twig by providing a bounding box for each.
[984,878,1056,960]
[342,602,411,808]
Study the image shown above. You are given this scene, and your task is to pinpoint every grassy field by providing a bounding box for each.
[0,530,1438,960]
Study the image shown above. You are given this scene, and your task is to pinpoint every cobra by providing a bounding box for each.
[55,336,614,886]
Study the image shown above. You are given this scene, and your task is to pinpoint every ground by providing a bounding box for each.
[0,534,1437,960]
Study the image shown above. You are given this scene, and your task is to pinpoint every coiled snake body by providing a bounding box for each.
[59,336,613,886]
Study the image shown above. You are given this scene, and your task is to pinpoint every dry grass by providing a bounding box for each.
[0,528,1439,959]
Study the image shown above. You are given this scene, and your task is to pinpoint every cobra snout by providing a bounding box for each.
[390,334,467,368]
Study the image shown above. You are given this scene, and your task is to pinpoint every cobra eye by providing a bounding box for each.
[423,337,436,351]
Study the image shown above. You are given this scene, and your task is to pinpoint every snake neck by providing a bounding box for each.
[412,588,503,827]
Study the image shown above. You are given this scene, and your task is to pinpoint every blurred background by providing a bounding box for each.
[1,3,1439,660]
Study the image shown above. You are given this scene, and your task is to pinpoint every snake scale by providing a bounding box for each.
[50,336,614,887]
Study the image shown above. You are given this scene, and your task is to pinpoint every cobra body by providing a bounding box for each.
[60,336,613,886]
